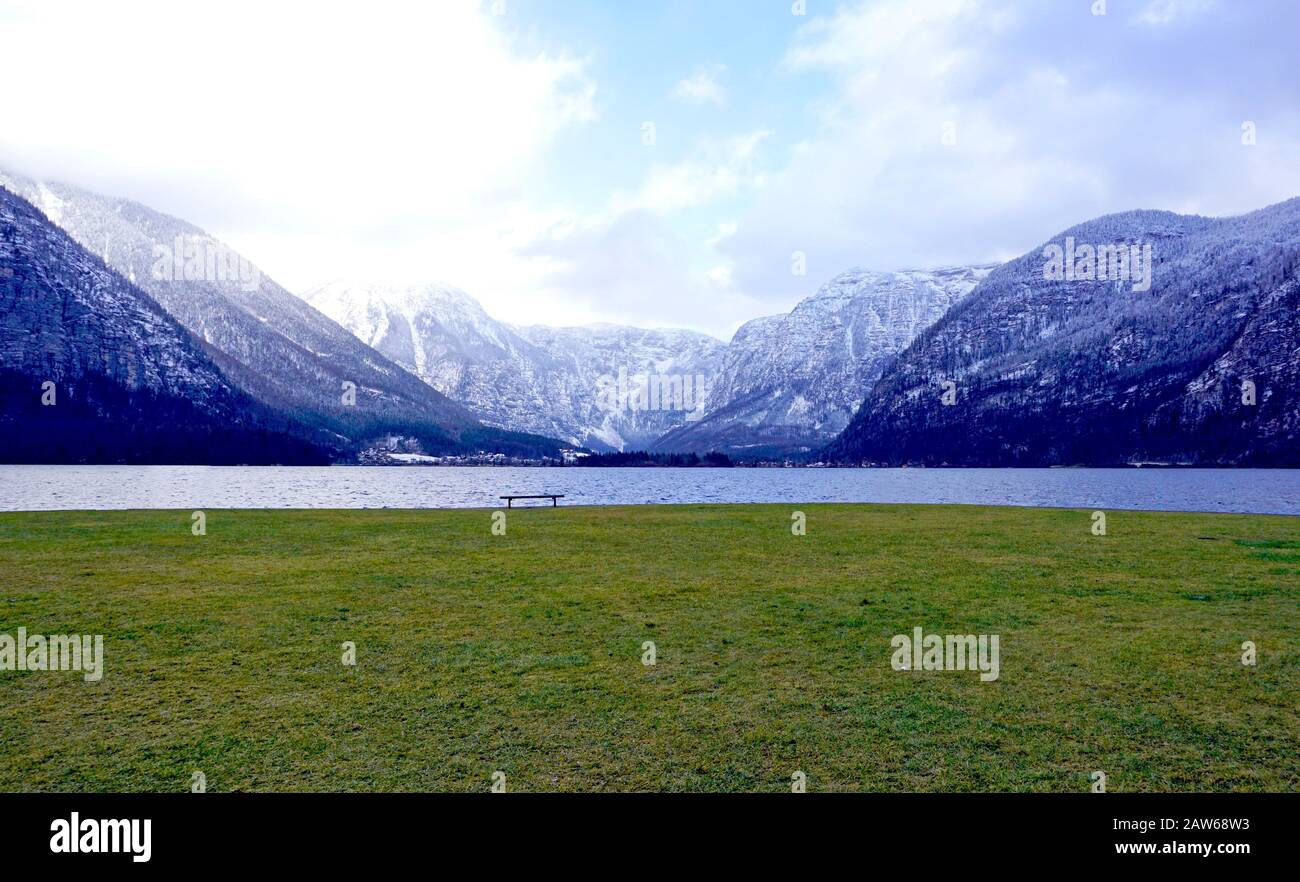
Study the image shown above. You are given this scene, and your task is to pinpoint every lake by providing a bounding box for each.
[0,465,1296,515]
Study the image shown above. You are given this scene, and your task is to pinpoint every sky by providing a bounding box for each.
[2,0,1299,339]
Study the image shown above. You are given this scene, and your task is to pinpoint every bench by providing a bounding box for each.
[500,494,565,508]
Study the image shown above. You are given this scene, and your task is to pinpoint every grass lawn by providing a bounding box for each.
[0,504,1296,792]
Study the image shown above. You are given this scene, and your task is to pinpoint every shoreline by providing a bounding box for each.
[2,501,1299,518]
[4,466,1297,516]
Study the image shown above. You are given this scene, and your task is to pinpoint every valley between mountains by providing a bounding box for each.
[2,167,1296,466]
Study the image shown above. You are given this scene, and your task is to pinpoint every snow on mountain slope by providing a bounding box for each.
[826,200,1300,466]
[0,168,564,458]
[302,281,727,451]
[514,322,727,450]
[0,185,326,464]
[654,265,994,457]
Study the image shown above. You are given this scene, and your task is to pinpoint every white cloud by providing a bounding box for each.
[512,131,772,335]
[613,130,770,215]
[0,0,596,308]
[706,222,738,249]
[671,66,727,106]
[515,209,748,336]
[1132,0,1214,26]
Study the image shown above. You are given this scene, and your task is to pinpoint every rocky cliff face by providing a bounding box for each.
[514,323,726,450]
[654,266,993,457]
[302,281,727,451]
[827,200,1300,466]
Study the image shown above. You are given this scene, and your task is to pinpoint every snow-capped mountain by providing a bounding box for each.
[827,200,1300,466]
[0,186,325,464]
[302,281,727,451]
[654,265,994,457]
[0,168,562,459]
[514,323,727,450]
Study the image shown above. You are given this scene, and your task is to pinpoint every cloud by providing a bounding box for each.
[672,66,728,106]
[0,0,596,296]
[613,130,770,215]
[516,210,746,336]
[1132,0,1215,26]
[512,131,773,335]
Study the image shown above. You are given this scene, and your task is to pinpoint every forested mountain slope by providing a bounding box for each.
[827,200,1300,466]
[0,186,326,463]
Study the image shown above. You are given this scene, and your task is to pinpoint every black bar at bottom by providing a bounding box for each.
[0,792,1287,868]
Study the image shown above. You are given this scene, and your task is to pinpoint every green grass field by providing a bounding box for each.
[0,504,1296,792]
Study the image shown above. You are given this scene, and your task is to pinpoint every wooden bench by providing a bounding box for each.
[500,494,565,508]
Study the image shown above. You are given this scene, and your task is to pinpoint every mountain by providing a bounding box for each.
[301,281,727,451]
[826,200,1300,466]
[513,323,726,450]
[0,186,327,464]
[654,266,993,458]
[0,169,562,459]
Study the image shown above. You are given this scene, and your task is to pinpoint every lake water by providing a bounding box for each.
[0,465,1296,515]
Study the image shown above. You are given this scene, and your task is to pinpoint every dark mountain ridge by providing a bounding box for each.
[826,198,1300,466]
[0,185,327,464]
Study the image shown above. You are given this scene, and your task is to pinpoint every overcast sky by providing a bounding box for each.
[2,0,1298,339]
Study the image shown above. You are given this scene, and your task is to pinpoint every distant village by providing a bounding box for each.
[357,438,829,468]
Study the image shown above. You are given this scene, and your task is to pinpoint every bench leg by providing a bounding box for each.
[507,499,512,509]
[552,497,557,507]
